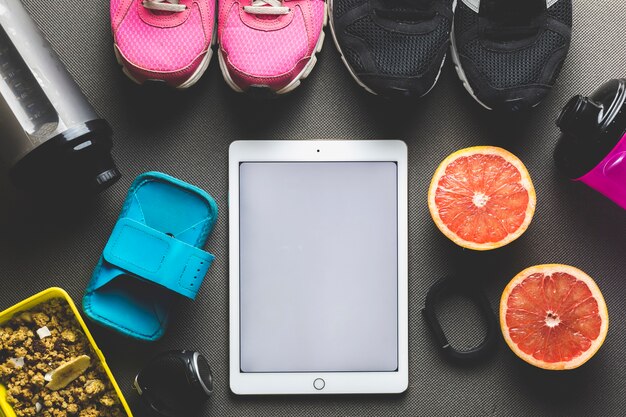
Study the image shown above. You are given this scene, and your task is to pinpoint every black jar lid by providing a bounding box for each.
[9,119,121,196]
[554,79,626,179]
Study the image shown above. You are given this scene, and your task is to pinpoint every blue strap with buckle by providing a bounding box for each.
[102,218,214,300]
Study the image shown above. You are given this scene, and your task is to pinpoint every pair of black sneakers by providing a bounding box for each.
[330,0,572,112]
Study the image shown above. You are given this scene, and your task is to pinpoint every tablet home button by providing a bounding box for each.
[313,378,325,390]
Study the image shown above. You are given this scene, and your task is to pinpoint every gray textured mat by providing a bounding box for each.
[1,0,625,415]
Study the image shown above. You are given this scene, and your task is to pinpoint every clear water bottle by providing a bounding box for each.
[0,0,120,195]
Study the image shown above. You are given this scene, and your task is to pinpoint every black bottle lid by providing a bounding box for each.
[9,119,121,196]
[554,79,626,179]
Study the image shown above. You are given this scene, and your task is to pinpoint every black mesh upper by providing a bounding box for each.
[343,46,366,73]
[345,15,449,76]
[452,0,572,110]
[462,30,566,89]
[548,0,573,27]
[332,0,453,96]
[334,0,367,18]
[454,2,478,35]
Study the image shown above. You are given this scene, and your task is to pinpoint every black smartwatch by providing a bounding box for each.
[422,277,498,363]
[134,350,213,417]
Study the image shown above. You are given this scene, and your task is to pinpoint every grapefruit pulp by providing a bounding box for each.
[500,264,609,370]
[428,146,536,250]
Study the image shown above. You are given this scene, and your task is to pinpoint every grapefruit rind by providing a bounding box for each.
[499,264,609,370]
[428,146,536,251]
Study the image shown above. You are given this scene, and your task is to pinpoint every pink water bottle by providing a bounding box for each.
[554,79,626,209]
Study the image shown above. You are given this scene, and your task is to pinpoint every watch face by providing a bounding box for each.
[138,351,211,416]
[193,353,213,395]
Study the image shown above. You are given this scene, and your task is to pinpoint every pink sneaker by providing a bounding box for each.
[218,0,326,94]
[111,0,216,88]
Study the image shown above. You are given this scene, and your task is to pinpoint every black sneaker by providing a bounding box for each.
[451,0,572,112]
[330,0,455,98]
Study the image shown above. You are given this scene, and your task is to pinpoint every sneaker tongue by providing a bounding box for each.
[374,0,435,22]
[245,3,284,20]
[145,0,187,16]
[481,0,545,23]
[151,9,174,16]
[381,0,434,9]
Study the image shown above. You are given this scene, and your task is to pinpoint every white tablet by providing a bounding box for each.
[229,140,408,395]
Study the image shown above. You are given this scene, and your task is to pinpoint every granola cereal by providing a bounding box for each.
[0,299,127,417]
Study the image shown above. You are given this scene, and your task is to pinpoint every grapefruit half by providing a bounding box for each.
[500,264,609,370]
[428,146,536,250]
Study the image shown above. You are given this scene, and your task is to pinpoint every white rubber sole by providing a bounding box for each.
[328,0,456,98]
[114,22,217,90]
[449,23,493,110]
[218,7,328,95]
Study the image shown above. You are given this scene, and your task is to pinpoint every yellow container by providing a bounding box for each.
[0,288,133,417]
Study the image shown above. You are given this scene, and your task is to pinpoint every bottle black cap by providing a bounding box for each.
[554,79,626,179]
[556,95,603,134]
[9,119,121,196]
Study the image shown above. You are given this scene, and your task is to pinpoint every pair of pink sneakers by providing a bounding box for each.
[111,0,326,93]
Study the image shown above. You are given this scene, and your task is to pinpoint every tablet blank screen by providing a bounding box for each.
[239,162,398,373]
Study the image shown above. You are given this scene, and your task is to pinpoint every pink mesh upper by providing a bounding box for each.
[112,0,214,80]
[111,0,124,20]
[218,0,325,88]
[309,0,326,32]
[222,7,307,76]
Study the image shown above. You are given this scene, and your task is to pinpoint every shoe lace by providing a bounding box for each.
[481,0,545,40]
[142,0,186,12]
[244,0,290,15]
[374,0,435,22]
